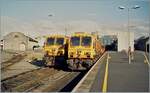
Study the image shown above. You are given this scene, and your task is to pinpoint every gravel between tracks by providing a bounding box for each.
[1,68,53,91]
[1,67,78,92]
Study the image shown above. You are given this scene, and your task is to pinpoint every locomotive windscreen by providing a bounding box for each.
[81,36,91,46]
[56,38,64,45]
[47,37,55,45]
[71,37,80,46]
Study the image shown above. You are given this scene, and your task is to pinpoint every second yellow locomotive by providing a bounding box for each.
[67,32,105,70]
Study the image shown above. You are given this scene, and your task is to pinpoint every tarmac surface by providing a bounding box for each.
[90,51,149,92]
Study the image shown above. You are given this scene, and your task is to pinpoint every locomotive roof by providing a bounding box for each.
[72,32,92,37]
[45,34,66,38]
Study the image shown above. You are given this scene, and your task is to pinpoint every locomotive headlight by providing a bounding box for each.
[52,49,55,52]
[85,52,91,57]
[85,52,91,55]
[58,50,63,55]
[45,51,49,55]
[77,50,82,55]
[70,52,74,57]
[70,52,74,55]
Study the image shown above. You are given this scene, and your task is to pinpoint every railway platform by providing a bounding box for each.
[73,51,149,92]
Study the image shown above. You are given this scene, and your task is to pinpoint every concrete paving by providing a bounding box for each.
[0,51,18,63]
[1,57,40,80]
[90,51,149,92]
[1,51,42,80]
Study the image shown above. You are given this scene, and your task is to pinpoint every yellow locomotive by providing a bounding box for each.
[43,35,68,66]
[67,32,105,70]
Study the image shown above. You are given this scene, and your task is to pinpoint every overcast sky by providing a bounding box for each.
[0,0,150,39]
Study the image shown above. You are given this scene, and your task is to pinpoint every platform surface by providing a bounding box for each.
[90,51,149,92]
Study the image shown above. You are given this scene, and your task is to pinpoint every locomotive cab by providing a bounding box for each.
[67,32,98,70]
[43,35,68,66]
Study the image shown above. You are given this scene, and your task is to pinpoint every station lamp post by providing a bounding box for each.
[65,25,68,36]
[118,5,140,64]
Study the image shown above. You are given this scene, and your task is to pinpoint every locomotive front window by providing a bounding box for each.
[71,37,80,46]
[82,36,91,46]
[56,38,64,45]
[47,38,55,45]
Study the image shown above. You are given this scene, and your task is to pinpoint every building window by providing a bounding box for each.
[14,35,19,38]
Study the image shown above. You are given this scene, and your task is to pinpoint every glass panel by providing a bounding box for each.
[47,37,55,45]
[56,38,64,45]
[70,37,80,46]
[81,36,91,46]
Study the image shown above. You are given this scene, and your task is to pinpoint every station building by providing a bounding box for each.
[2,32,38,51]
[117,31,134,52]
[100,35,117,51]
[100,35,117,46]
[146,39,149,52]
[99,31,134,52]
[134,36,149,52]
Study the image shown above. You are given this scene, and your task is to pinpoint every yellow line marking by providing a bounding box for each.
[144,53,150,66]
[102,53,109,92]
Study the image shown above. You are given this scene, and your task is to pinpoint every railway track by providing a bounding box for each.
[1,67,85,92]
[1,53,105,92]
[1,67,57,92]
[1,53,27,71]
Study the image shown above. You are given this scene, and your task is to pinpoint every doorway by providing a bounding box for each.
[20,43,26,51]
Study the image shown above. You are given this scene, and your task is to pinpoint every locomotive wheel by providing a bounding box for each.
[82,62,89,69]
[50,57,55,66]
[85,60,93,69]
[67,59,87,70]
[75,59,80,69]
[76,62,79,69]
[67,59,74,70]
[44,56,54,67]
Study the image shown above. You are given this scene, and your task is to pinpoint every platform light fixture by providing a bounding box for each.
[118,5,141,64]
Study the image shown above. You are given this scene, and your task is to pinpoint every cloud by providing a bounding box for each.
[87,13,97,16]
[1,16,39,38]
[1,16,149,40]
